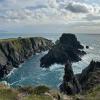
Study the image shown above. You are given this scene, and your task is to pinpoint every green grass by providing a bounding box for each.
[23,95,52,100]
[18,86,34,94]
[0,84,100,100]
[0,85,51,100]
[33,86,50,95]
[84,85,100,100]
[73,85,100,100]
[0,88,18,100]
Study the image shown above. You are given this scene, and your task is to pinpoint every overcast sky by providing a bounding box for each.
[0,0,100,33]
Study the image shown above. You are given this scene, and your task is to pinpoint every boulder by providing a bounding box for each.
[86,46,89,49]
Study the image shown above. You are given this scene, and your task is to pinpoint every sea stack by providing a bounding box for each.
[60,60,82,94]
[40,33,86,68]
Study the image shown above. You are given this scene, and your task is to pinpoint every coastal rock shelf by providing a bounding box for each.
[0,37,54,78]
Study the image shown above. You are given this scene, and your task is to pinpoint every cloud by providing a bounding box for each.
[84,14,100,21]
[1,0,100,33]
[65,2,97,13]
[26,5,48,10]
[66,2,89,13]
[0,0,100,24]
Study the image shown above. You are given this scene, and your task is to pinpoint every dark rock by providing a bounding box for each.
[60,61,82,95]
[60,60,100,94]
[86,46,89,49]
[40,33,86,68]
[78,60,100,91]
[60,33,84,49]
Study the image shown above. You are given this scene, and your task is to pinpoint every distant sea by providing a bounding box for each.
[0,33,100,89]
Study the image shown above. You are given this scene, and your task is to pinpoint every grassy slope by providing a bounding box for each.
[0,84,100,100]
[0,85,53,100]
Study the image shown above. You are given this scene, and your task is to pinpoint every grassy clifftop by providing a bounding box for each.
[0,84,58,100]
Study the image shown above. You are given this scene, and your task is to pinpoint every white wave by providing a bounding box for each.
[59,72,64,81]
[6,63,24,78]
[49,64,64,71]
[89,46,94,50]
[36,53,40,55]
[0,81,10,87]
[81,43,94,51]
[72,49,100,74]
[10,77,28,85]
[19,63,23,68]
[57,82,62,89]
[6,68,17,78]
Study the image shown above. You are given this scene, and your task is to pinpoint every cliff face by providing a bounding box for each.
[0,37,53,78]
[60,61,82,95]
[78,61,100,91]
[40,33,100,95]
[61,60,100,95]
[40,33,86,94]
[40,33,86,68]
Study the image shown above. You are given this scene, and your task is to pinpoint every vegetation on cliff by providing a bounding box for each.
[0,84,60,100]
[0,83,100,100]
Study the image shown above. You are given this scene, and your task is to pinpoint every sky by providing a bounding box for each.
[0,0,100,33]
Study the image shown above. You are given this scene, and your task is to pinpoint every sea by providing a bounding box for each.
[0,33,100,89]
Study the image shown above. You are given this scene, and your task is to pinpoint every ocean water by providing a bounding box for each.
[0,33,100,89]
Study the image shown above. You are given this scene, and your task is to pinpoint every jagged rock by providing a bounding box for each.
[60,33,84,49]
[40,33,86,68]
[61,60,100,94]
[0,37,53,78]
[60,61,82,95]
[78,60,100,91]
[86,46,89,49]
[0,49,7,66]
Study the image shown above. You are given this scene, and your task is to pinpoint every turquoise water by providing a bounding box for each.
[1,33,100,88]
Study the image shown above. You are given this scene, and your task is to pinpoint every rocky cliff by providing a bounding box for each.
[60,61,82,95]
[0,37,53,78]
[61,60,100,95]
[78,60,100,91]
[40,33,86,68]
[40,33,86,94]
[40,32,100,95]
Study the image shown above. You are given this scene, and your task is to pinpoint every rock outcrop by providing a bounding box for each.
[40,33,86,94]
[40,33,100,95]
[78,60,100,91]
[40,33,86,68]
[60,61,82,95]
[0,37,53,78]
[61,60,100,95]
